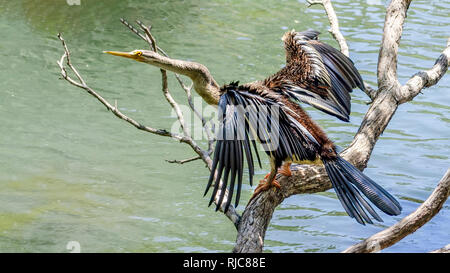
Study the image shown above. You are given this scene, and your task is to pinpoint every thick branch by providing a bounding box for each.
[122,19,216,151]
[175,76,216,153]
[377,0,412,93]
[344,169,450,253]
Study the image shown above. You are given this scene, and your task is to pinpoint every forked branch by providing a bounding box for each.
[306,0,349,56]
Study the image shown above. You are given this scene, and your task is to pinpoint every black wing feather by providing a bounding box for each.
[269,30,366,122]
[323,156,402,225]
[205,87,319,212]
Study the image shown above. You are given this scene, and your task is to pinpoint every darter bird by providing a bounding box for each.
[105,29,402,225]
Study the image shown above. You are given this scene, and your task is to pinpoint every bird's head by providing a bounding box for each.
[103,49,158,64]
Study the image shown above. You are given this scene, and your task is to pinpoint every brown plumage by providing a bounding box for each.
[204,30,401,225]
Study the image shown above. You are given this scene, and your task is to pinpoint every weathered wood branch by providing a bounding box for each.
[305,0,377,100]
[122,19,216,151]
[56,1,449,253]
[57,28,241,228]
[306,0,349,56]
[344,169,450,253]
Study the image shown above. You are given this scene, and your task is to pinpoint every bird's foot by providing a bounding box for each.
[248,176,281,203]
[278,163,292,177]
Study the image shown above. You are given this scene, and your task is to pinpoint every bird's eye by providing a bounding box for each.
[136,51,142,56]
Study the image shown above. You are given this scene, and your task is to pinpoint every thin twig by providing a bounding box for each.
[306,0,349,56]
[136,20,157,52]
[120,18,168,56]
[57,34,197,153]
[235,0,450,253]
[305,0,377,100]
[166,156,202,164]
[395,38,450,104]
[136,22,192,138]
[344,169,450,253]
[174,75,216,153]
[124,21,238,225]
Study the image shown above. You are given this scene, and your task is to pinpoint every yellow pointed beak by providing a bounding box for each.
[103,51,139,60]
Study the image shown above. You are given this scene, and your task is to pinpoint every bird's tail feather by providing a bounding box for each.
[323,156,402,225]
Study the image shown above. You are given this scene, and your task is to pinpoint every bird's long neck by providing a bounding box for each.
[142,52,221,105]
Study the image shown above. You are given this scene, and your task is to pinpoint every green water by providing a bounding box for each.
[0,0,449,253]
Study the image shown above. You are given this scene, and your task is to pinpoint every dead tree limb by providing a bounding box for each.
[344,169,450,253]
[431,244,450,253]
[56,30,241,228]
[57,34,182,141]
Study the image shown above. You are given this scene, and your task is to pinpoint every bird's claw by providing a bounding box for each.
[248,176,281,204]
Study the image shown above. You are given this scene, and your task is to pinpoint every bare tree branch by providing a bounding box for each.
[57,33,182,141]
[344,169,450,253]
[305,0,377,100]
[377,0,412,94]
[395,38,450,104]
[166,156,202,165]
[431,244,450,253]
[306,0,348,56]
[233,164,331,253]
[57,27,241,228]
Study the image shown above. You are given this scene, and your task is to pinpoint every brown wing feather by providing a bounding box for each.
[263,30,365,122]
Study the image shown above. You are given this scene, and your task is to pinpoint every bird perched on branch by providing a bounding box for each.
[105,29,402,225]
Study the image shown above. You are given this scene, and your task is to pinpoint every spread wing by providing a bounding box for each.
[265,30,365,122]
[204,84,319,213]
